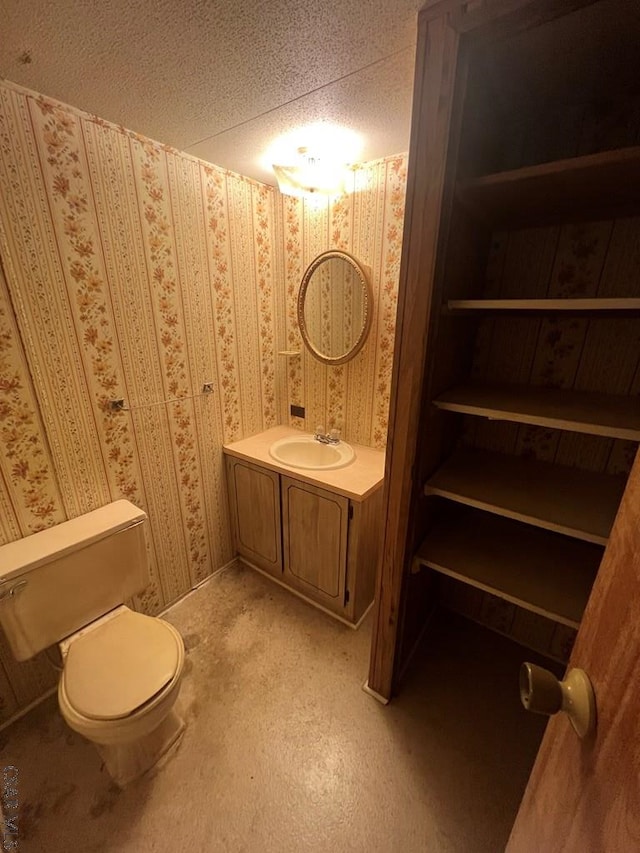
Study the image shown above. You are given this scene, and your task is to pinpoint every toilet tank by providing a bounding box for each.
[0,500,149,661]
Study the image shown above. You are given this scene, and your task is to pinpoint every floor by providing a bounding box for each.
[1,562,549,853]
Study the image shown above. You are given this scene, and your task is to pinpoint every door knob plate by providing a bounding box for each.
[561,667,596,739]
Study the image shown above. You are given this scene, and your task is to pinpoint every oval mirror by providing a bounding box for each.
[297,251,373,365]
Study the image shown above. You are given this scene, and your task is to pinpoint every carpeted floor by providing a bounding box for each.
[1,562,548,852]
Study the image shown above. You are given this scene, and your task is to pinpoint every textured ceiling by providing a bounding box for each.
[0,0,420,185]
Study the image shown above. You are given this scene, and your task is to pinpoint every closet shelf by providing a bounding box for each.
[447,298,640,314]
[414,505,601,628]
[457,146,640,226]
[433,383,640,441]
[425,448,626,545]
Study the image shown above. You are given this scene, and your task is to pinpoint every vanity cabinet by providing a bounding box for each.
[224,428,385,627]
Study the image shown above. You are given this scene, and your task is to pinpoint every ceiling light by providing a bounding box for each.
[273,147,347,197]
[262,123,363,197]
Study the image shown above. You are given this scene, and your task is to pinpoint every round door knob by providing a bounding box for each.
[520,662,563,715]
[519,662,596,739]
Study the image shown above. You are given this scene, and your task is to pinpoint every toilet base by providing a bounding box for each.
[95,707,185,787]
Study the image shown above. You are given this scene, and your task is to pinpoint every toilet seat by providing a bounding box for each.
[60,608,182,721]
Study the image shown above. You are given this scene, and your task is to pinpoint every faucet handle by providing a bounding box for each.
[315,424,325,436]
[330,428,341,441]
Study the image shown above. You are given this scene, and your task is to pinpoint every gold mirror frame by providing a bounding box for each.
[297,250,373,366]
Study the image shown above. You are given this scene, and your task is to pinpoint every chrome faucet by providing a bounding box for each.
[314,425,341,445]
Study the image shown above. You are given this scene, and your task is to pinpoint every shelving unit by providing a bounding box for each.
[425,448,625,545]
[414,506,600,628]
[420,144,640,655]
[457,146,640,227]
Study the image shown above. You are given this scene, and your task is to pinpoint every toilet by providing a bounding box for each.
[0,500,185,786]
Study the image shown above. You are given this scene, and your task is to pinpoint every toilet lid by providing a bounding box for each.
[62,610,181,720]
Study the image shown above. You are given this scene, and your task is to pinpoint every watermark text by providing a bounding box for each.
[2,765,18,851]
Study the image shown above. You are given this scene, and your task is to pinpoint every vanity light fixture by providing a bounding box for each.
[273,147,348,198]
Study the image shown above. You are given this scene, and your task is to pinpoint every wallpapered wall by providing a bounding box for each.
[274,160,406,447]
[0,79,407,724]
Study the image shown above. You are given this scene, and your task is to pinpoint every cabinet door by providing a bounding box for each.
[281,476,349,613]
[226,457,282,577]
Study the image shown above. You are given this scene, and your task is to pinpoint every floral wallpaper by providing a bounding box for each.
[457,215,640,661]
[275,155,407,448]
[467,218,640,476]
[0,79,407,724]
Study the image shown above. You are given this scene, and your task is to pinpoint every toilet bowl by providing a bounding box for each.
[57,606,185,786]
[0,500,188,787]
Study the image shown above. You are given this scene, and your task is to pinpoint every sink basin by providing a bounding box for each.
[269,435,355,470]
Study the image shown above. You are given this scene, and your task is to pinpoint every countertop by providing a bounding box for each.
[223,426,385,501]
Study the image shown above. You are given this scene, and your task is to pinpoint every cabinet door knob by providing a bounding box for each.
[519,662,596,739]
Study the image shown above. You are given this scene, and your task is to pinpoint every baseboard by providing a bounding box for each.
[159,556,239,617]
[0,687,57,734]
[238,558,369,630]
[361,680,390,705]
[353,599,375,630]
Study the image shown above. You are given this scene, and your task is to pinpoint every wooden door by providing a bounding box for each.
[507,449,640,852]
[281,476,349,613]
[226,457,282,577]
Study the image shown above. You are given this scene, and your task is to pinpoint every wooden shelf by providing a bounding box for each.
[457,146,640,226]
[447,298,640,314]
[425,448,626,545]
[433,383,640,441]
[414,506,602,628]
